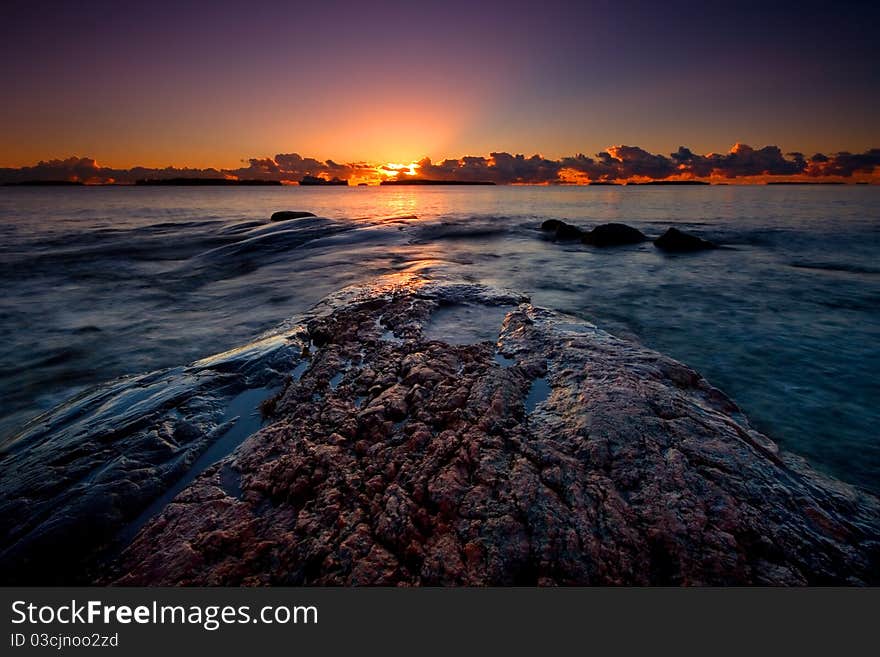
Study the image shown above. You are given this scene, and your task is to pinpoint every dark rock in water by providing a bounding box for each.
[555,223,585,241]
[582,223,648,247]
[540,219,584,241]
[270,210,317,222]
[93,276,878,586]
[655,227,718,252]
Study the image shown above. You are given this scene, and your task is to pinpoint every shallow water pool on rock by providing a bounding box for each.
[525,377,551,413]
[116,385,274,544]
[423,303,515,344]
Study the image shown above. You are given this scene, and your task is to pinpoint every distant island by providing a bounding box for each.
[582,180,709,186]
[627,180,710,186]
[299,175,348,186]
[766,181,845,185]
[4,180,85,186]
[380,179,496,186]
[135,178,282,186]
[3,177,870,188]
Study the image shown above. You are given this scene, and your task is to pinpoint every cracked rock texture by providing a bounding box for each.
[109,275,879,585]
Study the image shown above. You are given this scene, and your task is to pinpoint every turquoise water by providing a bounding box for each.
[0,185,877,492]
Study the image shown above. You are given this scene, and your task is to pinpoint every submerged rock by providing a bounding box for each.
[582,223,648,247]
[540,220,648,246]
[90,275,877,586]
[541,219,563,232]
[540,219,584,241]
[655,227,718,252]
[270,210,317,222]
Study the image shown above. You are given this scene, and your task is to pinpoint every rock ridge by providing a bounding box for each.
[102,275,880,585]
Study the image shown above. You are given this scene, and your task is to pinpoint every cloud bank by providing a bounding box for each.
[0,155,375,185]
[2,145,878,185]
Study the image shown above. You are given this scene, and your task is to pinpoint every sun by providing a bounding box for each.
[379,162,420,178]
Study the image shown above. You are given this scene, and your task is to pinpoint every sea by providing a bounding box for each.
[0,184,877,493]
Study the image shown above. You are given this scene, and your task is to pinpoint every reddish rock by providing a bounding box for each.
[106,276,878,585]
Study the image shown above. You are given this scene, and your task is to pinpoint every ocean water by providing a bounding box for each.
[0,185,877,493]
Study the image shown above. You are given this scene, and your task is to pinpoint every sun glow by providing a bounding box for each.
[379,162,421,178]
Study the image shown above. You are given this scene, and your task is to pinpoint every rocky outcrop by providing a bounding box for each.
[655,227,718,252]
[270,210,317,221]
[101,275,878,586]
[582,223,648,247]
[1,275,876,585]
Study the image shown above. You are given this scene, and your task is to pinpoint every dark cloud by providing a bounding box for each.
[0,157,225,184]
[1,146,877,185]
[702,144,806,178]
[606,145,678,179]
[409,153,561,184]
[804,148,880,177]
[668,144,807,178]
[227,153,372,182]
[0,153,374,185]
[400,145,878,182]
[557,144,809,181]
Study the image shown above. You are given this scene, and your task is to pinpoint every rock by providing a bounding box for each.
[555,223,585,241]
[0,325,310,584]
[540,219,584,241]
[270,211,317,222]
[582,223,648,247]
[2,274,877,585]
[655,227,718,252]
[98,275,878,586]
[542,220,647,245]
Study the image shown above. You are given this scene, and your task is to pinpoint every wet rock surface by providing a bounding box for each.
[655,227,718,252]
[582,223,648,247]
[270,210,317,222]
[541,220,648,247]
[0,327,308,584]
[97,275,878,585]
[541,219,584,241]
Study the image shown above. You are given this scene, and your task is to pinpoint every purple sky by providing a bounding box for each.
[1,0,877,168]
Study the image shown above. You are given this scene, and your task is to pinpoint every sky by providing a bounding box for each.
[1,0,878,181]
